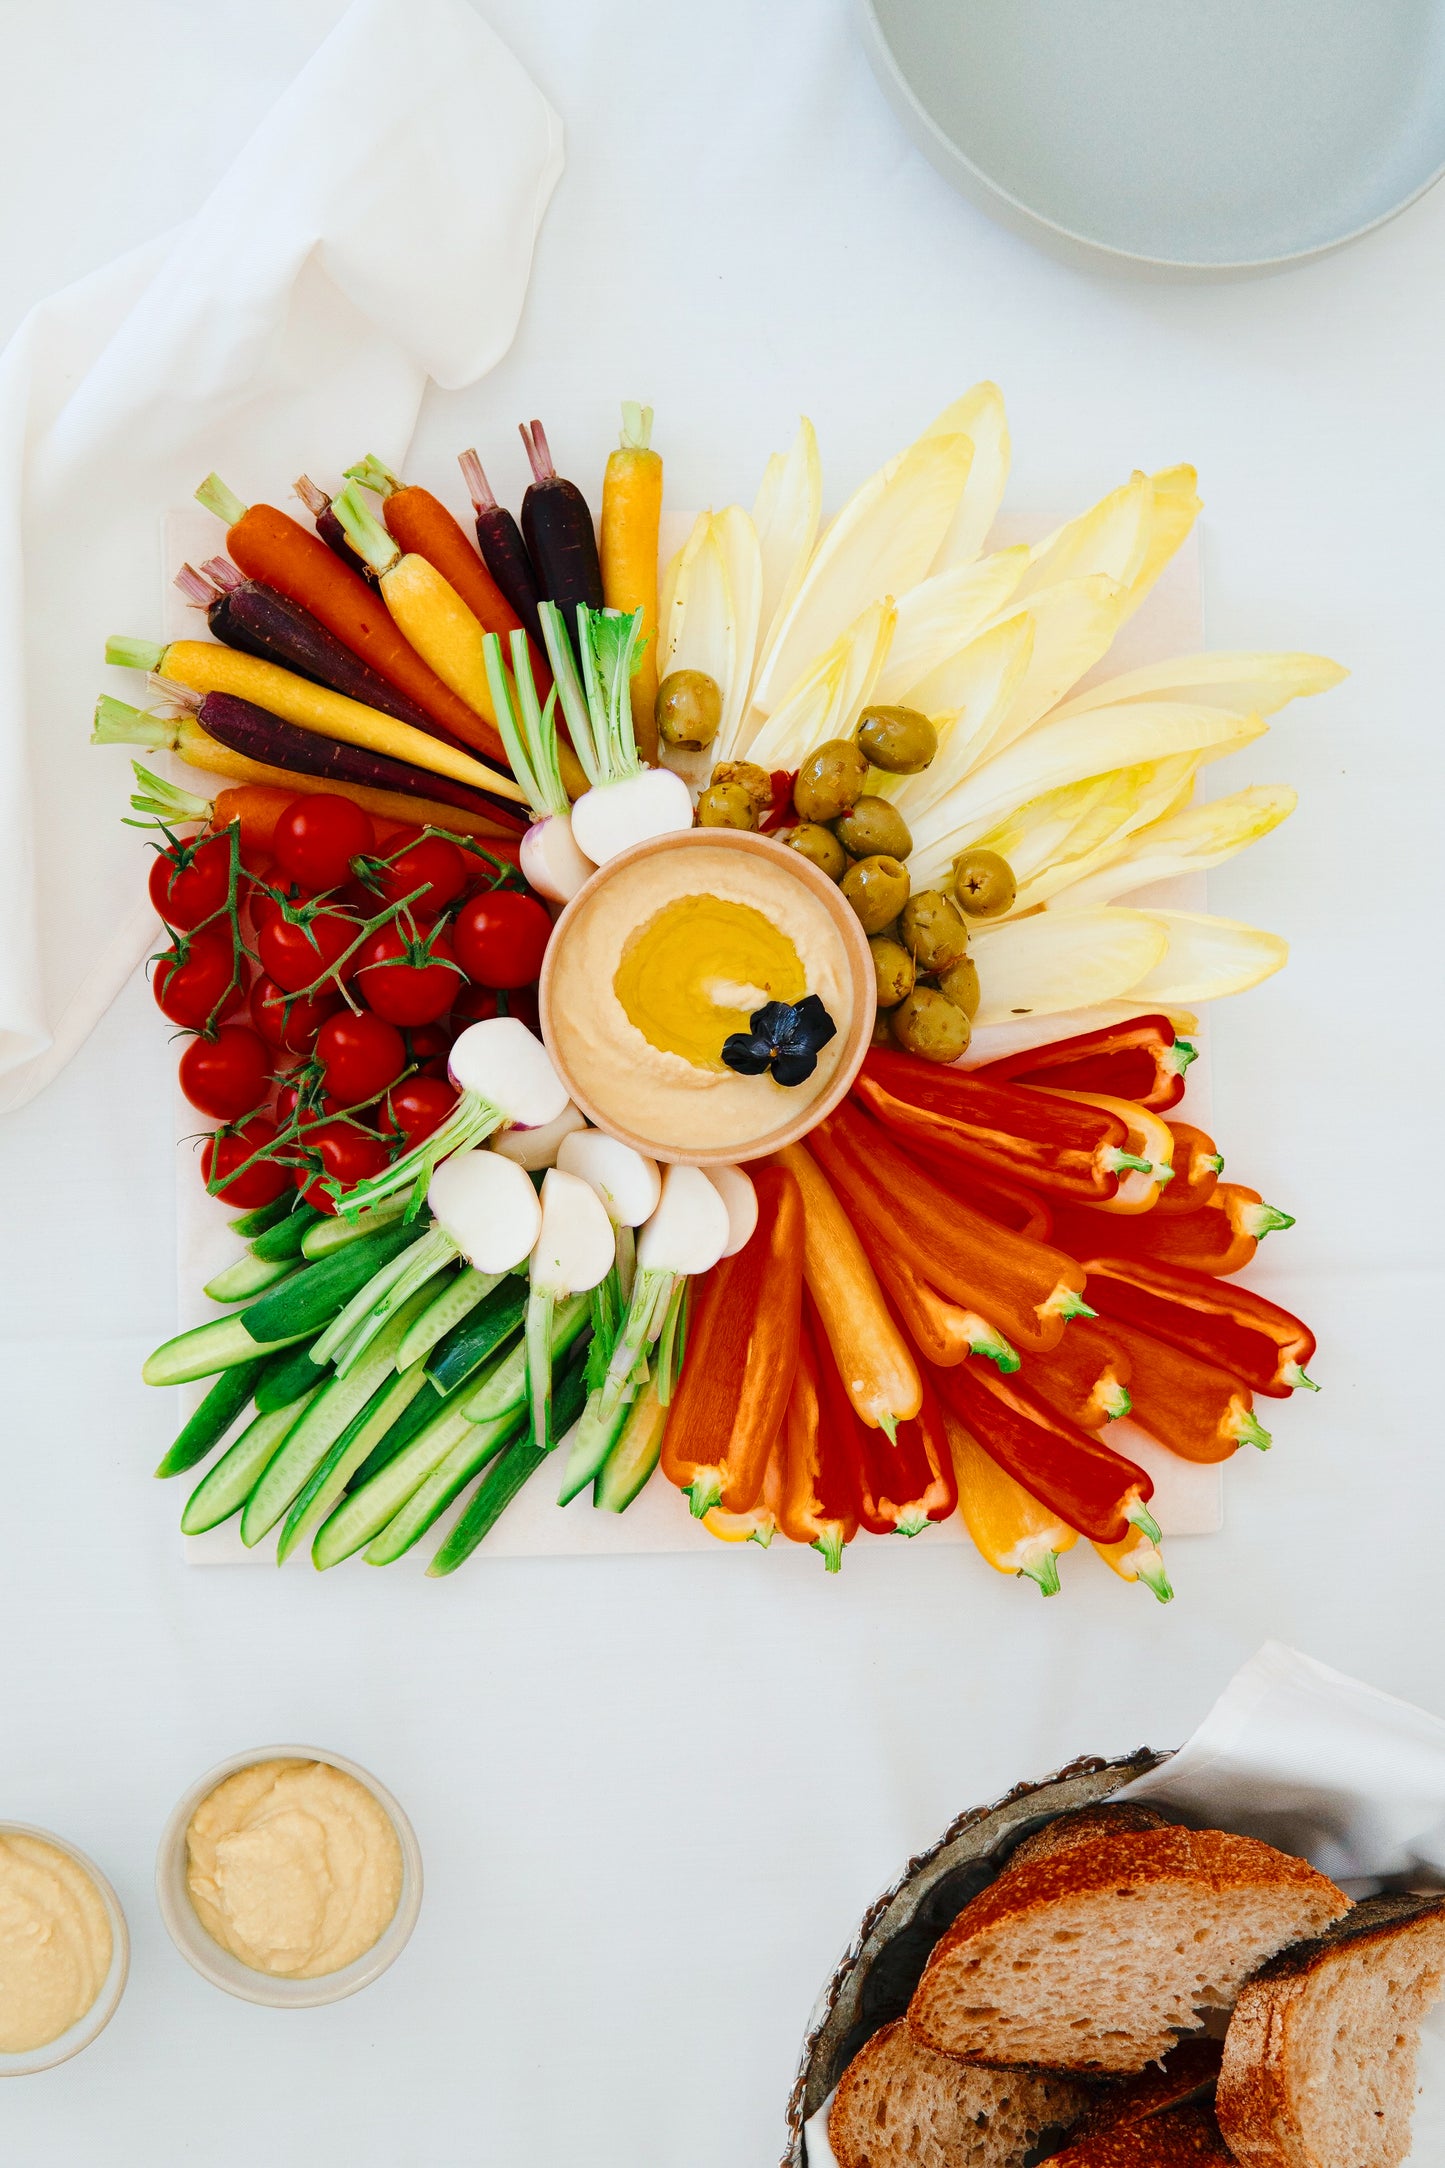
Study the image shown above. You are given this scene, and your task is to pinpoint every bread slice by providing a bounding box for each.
[1048,2103,1235,2162]
[1072,2036,1223,2139]
[1215,1891,1445,2168]
[826,2017,1088,2168]
[908,1826,1348,2074]
[1009,1805,1172,1874]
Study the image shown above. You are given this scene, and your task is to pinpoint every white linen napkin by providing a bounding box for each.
[0,0,562,1114]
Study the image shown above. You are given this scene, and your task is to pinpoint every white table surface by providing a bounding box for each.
[2,3,1443,2162]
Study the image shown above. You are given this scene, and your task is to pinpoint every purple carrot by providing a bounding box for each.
[517,421,603,638]
[294,475,376,584]
[457,448,544,649]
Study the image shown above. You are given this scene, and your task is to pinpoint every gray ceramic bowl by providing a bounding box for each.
[0,1824,130,2077]
[858,0,1445,277]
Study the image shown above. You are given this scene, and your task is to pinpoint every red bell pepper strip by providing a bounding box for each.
[1098,1316,1270,1461]
[971,1013,1196,1112]
[853,1215,1020,1372]
[933,1359,1158,1547]
[855,1048,1148,1204]
[778,1306,861,1570]
[1153,1120,1224,1217]
[1020,1315,1133,1431]
[810,1103,1093,1354]
[889,1129,1055,1241]
[659,1164,802,1516]
[1052,1184,1293,1280]
[811,1299,956,1537]
[1082,1256,1316,1398]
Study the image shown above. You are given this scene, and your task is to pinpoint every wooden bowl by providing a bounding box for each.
[538,828,877,1167]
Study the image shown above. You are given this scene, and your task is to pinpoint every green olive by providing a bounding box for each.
[793,739,869,823]
[868,935,915,1008]
[711,760,773,812]
[782,822,848,881]
[936,954,981,1019]
[953,847,1017,918]
[891,986,972,1063]
[900,889,970,973]
[655,669,722,750]
[840,854,910,935]
[695,782,757,831]
[870,1008,898,1048]
[833,795,912,861]
[856,704,938,774]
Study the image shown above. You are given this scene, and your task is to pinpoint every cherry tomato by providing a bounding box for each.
[401,1022,451,1067]
[249,974,339,1053]
[381,1075,458,1147]
[154,926,245,1028]
[201,1114,291,1207]
[373,832,468,917]
[272,794,375,892]
[257,904,361,994]
[149,832,233,930]
[314,1009,406,1108]
[299,1123,393,1214]
[178,1026,271,1121]
[354,923,461,1026]
[451,982,540,1035]
[248,881,314,939]
[452,890,551,989]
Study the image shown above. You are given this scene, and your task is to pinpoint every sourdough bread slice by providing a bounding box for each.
[908,1826,1348,2074]
[1215,1891,1445,2168]
[827,2018,1088,2168]
[1009,1806,1172,1875]
[1049,2103,1234,2163]
[1072,2037,1223,2139]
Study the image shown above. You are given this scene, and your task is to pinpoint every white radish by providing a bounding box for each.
[482,624,594,902]
[428,1150,542,1272]
[600,1165,732,1416]
[556,1130,662,1229]
[704,1164,758,1257]
[525,1169,618,1449]
[493,1101,589,1171]
[519,817,596,904]
[569,765,694,865]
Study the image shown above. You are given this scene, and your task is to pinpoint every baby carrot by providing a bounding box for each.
[195,475,504,764]
[600,402,662,762]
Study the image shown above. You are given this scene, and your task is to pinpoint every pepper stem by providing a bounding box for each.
[1107,1150,1154,1175]
[1136,1552,1175,1603]
[1283,1363,1320,1393]
[747,1518,774,1548]
[894,1508,929,1537]
[1021,1548,1062,1597]
[1125,1497,1163,1546]
[687,1469,722,1519]
[1168,1039,1199,1075]
[1236,1409,1273,1451]
[195,473,246,526]
[876,1409,898,1445]
[1047,1286,1097,1322]
[1104,1383,1132,1421]
[812,1528,845,1573]
[964,1316,1020,1373]
[1245,1203,1296,1238]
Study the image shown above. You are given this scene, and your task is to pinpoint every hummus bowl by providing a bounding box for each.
[539,829,877,1166]
[0,1821,130,2077]
[156,1744,422,2010]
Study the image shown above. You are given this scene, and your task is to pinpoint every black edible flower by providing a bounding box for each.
[721,995,837,1088]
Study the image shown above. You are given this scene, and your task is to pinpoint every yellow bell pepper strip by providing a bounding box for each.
[811,1302,955,1537]
[1083,1256,1316,1399]
[1094,1315,1270,1461]
[855,1048,1150,1205]
[104,636,524,804]
[1153,1120,1224,1217]
[600,402,662,764]
[1020,1315,1132,1431]
[1094,1523,1173,1602]
[809,1103,1092,1356]
[943,1405,1077,1596]
[1054,1184,1293,1279]
[658,1164,802,1517]
[849,1205,1019,1371]
[776,1306,861,1570]
[933,1359,1159,1548]
[1027,1088,1174,1214]
[772,1142,921,1434]
[971,1012,1197,1112]
[702,1433,784,1547]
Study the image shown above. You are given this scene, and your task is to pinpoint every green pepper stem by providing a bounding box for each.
[876,1409,898,1445]
[1283,1363,1320,1393]
[1048,1286,1097,1323]
[1021,1548,1062,1598]
[1235,1409,1273,1451]
[965,1317,1019,1372]
[747,1520,774,1548]
[812,1528,844,1573]
[1126,1496,1163,1545]
[1244,1203,1295,1238]
[1104,1384,1132,1420]
[894,1508,929,1537]
[1106,1149,1153,1175]
[1136,1554,1174,1603]
[1169,1039,1199,1075]
[687,1469,722,1518]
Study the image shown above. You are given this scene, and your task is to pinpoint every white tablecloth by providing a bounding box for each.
[3,3,1443,2162]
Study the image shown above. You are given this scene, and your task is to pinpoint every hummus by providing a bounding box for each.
[548,841,855,1152]
[0,1832,112,2053]
[185,1759,402,1980]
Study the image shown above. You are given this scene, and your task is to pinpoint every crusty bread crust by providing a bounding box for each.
[1072,2036,1223,2139]
[1049,2102,1235,2162]
[827,2018,1088,2168]
[1216,1893,1445,2168]
[1009,1805,1172,1873]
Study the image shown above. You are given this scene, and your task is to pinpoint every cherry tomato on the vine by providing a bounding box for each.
[249,974,339,1053]
[178,1026,271,1121]
[452,890,551,990]
[354,923,462,1026]
[153,925,245,1028]
[271,794,375,892]
[149,832,233,931]
[371,832,468,918]
[298,1123,393,1214]
[381,1074,458,1148]
[201,1114,291,1207]
[451,982,540,1035]
[314,1009,406,1108]
[257,904,361,995]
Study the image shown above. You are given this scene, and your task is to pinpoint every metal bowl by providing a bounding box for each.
[782,1744,1173,2165]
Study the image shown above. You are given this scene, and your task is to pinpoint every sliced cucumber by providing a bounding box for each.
[425,1278,528,1393]
[228,1192,297,1241]
[361,1407,521,1567]
[299,1197,409,1258]
[276,1366,427,1565]
[594,1375,667,1514]
[181,1390,320,1534]
[396,1266,500,1373]
[428,1339,591,1577]
[556,1386,629,1506]
[346,1378,451,1492]
[154,1356,268,1479]
[254,1338,327,1415]
[249,1200,324,1261]
[240,1218,423,1343]
[204,1252,298,1305]
[313,1401,495,1571]
[461,1294,587,1425]
[143,1312,310,1388]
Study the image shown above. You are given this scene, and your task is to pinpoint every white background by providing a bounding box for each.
[1,3,1443,2162]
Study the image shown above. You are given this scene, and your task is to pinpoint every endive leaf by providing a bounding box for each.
[976,755,1204,911]
[750,429,974,714]
[1013,473,1153,600]
[870,545,1030,705]
[751,417,821,672]
[1046,785,1297,910]
[1119,465,1202,622]
[657,513,715,680]
[743,601,895,770]
[1051,649,1347,722]
[712,505,762,756]
[924,382,1011,569]
[908,703,1267,888]
[969,909,1169,1028]
[960,1000,1200,1071]
[1127,911,1289,1004]
[657,513,747,740]
[888,614,1034,820]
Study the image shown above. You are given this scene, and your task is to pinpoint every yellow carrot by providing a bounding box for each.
[600,401,662,762]
[944,1409,1076,1595]
[331,485,503,733]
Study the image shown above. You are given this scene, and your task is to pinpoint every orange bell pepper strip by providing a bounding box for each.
[776,1307,861,1571]
[1053,1184,1294,1279]
[944,1406,1077,1596]
[659,1164,802,1517]
[809,1103,1092,1355]
[1093,1523,1174,1603]
[811,1303,955,1536]
[771,1143,921,1436]
[1097,1316,1270,1461]
[1082,1256,1316,1399]
[970,1013,1197,1112]
[932,1359,1158,1547]
[1153,1121,1224,1217]
[1027,1089,1174,1214]
[889,1128,1055,1242]
[854,1048,1149,1204]
[1019,1315,1132,1431]
[850,1208,1019,1371]
[702,1433,785,1546]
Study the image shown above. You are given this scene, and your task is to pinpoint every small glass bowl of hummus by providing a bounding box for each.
[156,1746,422,2009]
[539,828,877,1164]
[0,1823,129,2076]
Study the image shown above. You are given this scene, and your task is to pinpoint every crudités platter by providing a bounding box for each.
[97,388,1341,1593]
